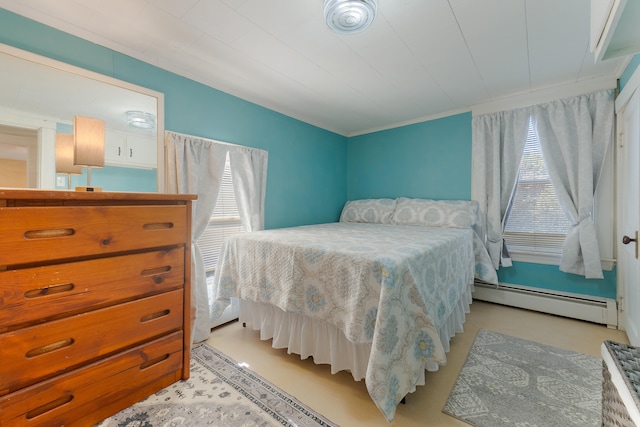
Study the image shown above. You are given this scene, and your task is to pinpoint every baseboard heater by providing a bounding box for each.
[473,281,618,328]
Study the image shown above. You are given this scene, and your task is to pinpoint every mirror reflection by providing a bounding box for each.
[0,43,164,192]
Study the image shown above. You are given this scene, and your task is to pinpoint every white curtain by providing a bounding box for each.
[472,109,530,269]
[472,90,614,278]
[165,131,268,344]
[533,90,614,279]
[166,132,228,345]
[229,146,268,232]
[209,146,268,325]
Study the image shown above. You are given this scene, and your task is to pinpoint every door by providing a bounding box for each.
[618,86,640,346]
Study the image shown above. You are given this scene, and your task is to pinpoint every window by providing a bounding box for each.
[196,153,245,297]
[503,117,571,256]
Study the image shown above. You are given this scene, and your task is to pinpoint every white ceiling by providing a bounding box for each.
[0,0,628,136]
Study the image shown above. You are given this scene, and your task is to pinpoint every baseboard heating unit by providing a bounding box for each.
[473,281,618,328]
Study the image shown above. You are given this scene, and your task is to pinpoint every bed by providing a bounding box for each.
[211,197,497,422]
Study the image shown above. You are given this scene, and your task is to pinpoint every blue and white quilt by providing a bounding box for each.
[212,222,488,421]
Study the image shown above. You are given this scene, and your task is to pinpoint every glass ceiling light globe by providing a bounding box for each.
[126,110,156,129]
[324,0,377,34]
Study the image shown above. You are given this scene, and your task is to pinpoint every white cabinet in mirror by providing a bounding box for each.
[0,43,165,191]
[105,130,157,169]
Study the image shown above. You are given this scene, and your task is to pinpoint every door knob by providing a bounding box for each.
[623,231,639,259]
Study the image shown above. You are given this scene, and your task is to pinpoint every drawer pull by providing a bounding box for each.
[141,265,172,284]
[24,283,75,298]
[143,222,174,230]
[141,266,172,276]
[24,228,75,239]
[140,309,170,323]
[26,338,75,358]
[139,353,170,370]
[26,394,73,419]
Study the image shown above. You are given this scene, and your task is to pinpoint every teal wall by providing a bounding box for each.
[347,112,472,200]
[498,263,616,299]
[57,166,158,193]
[620,54,640,92]
[0,8,347,230]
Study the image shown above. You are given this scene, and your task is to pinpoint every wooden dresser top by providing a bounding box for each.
[0,189,197,203]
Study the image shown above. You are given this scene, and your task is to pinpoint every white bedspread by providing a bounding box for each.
[212,222,476,421]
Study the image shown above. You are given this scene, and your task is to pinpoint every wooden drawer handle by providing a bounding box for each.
[26,395,73,419]
[141,265,172,284]
[24,283,75,299]
[140,310,170,323]
[26,338,75,358]
[24,228,75,239]
[139,353,170,370]
[141,266,171,276]
[143,222,174,230]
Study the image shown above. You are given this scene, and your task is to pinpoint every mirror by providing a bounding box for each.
[0,43,165,192]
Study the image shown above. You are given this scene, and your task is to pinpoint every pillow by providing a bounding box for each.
[339,198,397,224]
[392,197,481,230]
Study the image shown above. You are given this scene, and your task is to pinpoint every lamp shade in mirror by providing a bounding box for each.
[55,133,82,175]
[74,116,105,167]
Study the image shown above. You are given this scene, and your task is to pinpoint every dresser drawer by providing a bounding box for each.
[0,248,185,331]
[0,289,184,395]
[0,331,184,427]
[0,205,188,266]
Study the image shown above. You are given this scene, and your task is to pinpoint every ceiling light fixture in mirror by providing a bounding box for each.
[126,110,156,130]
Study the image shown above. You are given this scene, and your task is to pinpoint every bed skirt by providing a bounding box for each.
[239,283,474,386]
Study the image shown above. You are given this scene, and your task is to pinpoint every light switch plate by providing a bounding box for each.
[56,176,65,187]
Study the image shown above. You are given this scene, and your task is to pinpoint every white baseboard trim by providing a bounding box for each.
[473,281,618,328]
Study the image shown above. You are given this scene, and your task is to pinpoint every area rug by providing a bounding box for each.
[443,329,602,427]
[95,343,338,427]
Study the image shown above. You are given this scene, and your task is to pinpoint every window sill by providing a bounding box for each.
[508,250,616,271]
[509,250,562,266]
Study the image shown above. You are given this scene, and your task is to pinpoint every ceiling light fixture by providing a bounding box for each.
[324,0,377,35]
[126,110,156,129]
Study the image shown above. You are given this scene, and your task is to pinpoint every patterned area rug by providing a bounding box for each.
[443,329,602,427]
[96,343,338,427]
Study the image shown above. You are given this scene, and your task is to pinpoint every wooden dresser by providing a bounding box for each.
[0,189,196,426]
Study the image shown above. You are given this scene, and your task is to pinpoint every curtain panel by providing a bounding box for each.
[165,131,268,344]
[533,90,614,278]
[229,146,268,233]
[472,90,614,279]
[472,110,529,269]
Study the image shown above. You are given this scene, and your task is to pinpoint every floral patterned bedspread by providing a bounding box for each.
[211,223,476,422]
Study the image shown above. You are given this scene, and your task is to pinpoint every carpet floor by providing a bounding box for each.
[95,343,338,427]
[443,329,602,427]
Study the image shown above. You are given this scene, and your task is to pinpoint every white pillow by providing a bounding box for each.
[340,198,397,224]
[392,197,480,229]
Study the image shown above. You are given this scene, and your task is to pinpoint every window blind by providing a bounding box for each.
[504,117,571,252]
[197,154,244,274]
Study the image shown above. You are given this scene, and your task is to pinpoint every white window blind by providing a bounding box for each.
[504,117,571,253]
[197,153,244,274]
